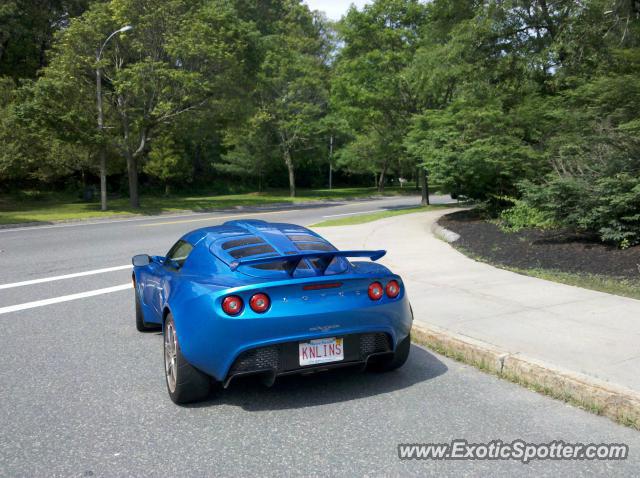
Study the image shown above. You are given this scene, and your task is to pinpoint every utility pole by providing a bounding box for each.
[328,134,333,190]
[95,25,133,211]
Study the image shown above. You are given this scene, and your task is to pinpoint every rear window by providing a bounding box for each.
[210,229,347,278]
[310,257,341,270]
[253,261,310,271]
[287,234,323,242]
[228,244,276,259]
[296,242,335,252]
[222,236,264,250]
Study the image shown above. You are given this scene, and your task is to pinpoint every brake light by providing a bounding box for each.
[222,295,243,316]
[249,293,270,313]
[386,280,400,298]
[368,282,383,300]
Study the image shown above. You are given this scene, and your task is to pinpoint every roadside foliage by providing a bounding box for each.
[0,0,639,245]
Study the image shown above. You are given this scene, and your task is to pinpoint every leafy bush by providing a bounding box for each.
[405,98,547,203]
[498,197,555,232]
[519,174,640,248]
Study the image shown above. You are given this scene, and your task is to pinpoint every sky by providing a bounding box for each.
[304,0,372,20]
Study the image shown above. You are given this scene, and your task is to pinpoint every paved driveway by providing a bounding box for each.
[316,209,640,392]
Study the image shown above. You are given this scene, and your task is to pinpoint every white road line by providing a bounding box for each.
[0,283,131,315]
[321,209,380,218]
[0,265,132,290]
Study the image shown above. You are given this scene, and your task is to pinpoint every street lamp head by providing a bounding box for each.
[98,25,134,60]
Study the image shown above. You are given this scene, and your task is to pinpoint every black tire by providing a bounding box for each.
[370,333,411,372]
[134,281,160,332]
[164,314,212,404]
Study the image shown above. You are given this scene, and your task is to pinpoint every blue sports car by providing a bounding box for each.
[132,219,412,404]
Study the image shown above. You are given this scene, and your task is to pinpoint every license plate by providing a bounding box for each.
[299,337,344,366]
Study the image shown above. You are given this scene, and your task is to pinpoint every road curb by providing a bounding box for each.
[411,322,640,430]
[430,221,460,243]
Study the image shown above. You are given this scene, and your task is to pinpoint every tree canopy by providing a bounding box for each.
[1,0,639,244]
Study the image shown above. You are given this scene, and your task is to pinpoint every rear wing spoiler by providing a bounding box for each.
[229,250,386,276]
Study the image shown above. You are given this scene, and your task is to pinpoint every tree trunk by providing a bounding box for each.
[123,148,140,208]
[328,134,333,190]
[99,150,107,211]
[164,183,171,196]
[283,147,296,198]
[116,94,142,208]
[377,164,388,192]
[421,168,429,206]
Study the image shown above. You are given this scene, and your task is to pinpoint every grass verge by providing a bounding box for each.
[411,324,640,430]
[455,246,640,301]
[310,204,451,227]
[0,187,417,225]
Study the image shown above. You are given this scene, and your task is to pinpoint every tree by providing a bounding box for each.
[252,2,330,197]
[219,109,275,191]
[0,75,95,185]
[331,0,428,191]
[143,135,191,195]
[404,0,582,200]
[33,0,256,207]
[0,0,94,80]
[219,1,331,198]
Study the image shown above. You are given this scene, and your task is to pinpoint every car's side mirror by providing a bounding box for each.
[132,254,151,267]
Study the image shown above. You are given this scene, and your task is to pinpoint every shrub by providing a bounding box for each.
[498,197,555,232]
[519,174,640,248]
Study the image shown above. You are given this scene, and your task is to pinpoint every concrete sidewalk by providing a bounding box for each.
[314,209,640,395]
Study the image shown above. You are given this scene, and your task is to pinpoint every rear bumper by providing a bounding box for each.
[174,296,413,381]
[223,332,393,387]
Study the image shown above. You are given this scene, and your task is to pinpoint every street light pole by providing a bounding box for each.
[96,25,132,211]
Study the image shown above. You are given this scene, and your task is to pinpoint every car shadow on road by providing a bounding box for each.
[187,345,447,411]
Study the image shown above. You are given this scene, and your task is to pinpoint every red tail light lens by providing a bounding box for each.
[249,293,270,313]
[386,280,400,298]
[222,295,243,316]
[368,282,384,300]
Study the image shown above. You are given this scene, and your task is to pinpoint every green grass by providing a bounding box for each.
[455,246,640,301]
[412,327,639,430]
[508,267,640,301]
[310,204,451,227]
[0,187,418,225]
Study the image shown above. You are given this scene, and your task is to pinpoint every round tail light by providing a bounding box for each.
[222,295,243,316]
[386,280,400,298]
[249,293,270,313]
[368,282,384,300]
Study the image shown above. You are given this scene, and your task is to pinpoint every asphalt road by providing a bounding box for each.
[1,195,639,477]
